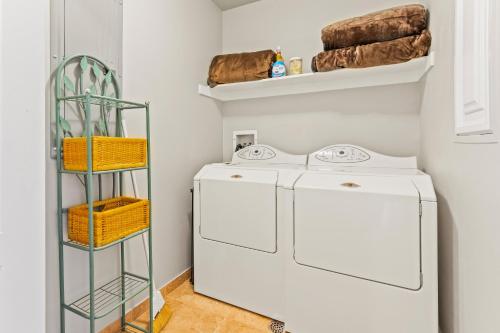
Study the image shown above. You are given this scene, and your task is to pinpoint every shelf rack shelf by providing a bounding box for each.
[60,166,149,175]
[55,55,154,333]
[199,52,435,102]
[64,273,150,320]
[63,228,150,252]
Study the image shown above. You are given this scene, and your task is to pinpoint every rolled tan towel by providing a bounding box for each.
[312,30,432,72]
[207,50,275,87]
[322,4,428,51]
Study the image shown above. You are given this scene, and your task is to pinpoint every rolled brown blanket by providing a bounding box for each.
[207,50,275,87]
[312,30,431,73]
[322,4,428,51]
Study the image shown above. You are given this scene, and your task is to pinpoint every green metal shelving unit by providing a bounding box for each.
[55,55,154,333]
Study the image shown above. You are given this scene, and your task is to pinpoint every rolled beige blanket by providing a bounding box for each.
[312,30,431,72]
[322,4,428,51]
[207,50,275,87]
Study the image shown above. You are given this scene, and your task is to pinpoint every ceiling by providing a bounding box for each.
[212,0,261,11]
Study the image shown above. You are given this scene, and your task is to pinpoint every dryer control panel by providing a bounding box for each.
[309,145,417,169]
[315,146,370,163]
[232,145,307,166]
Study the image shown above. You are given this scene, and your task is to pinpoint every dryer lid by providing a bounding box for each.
[294,173,422,289]
[296,172,420,198]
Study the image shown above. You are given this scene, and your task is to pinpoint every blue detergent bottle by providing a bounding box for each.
[272,47,287,78]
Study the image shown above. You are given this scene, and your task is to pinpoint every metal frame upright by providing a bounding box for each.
[55,55,153,333]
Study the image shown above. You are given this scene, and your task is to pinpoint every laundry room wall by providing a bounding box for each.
[420,0,500,332]
[220,0,428,160]
[46,1,126,332]
[123,0,223,296]
[1,0,48,331]
[47,1,222,332]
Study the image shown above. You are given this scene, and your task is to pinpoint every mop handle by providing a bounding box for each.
[121,119,158,292]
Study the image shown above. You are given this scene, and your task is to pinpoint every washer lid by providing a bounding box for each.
[199,167,278,253]
[200,167,278,184]
[195,164,305,189]
[294,173,422,290]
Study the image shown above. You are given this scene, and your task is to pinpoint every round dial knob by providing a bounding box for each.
[336,150,348,158]
[251,149,261,156]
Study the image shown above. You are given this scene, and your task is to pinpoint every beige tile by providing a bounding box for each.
[123,280,272,333]
[168,282,234,318]
[166,281,194,301]
[161,303,225,333]
[224,305,271,331]
[215,318,270,333]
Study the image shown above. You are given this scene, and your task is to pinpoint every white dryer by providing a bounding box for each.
[285,145,439,333]
[193,145,306,321]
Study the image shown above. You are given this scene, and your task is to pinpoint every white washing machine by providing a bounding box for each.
[285,145,439,333]
[193,145,307,321]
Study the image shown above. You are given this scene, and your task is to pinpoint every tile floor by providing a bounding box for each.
[124,280,273,333]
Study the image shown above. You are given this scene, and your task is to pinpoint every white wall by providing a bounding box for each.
[123,0,222,290]
[421,1,500,332]
[46,2,126,332]
[221,0,427,160]
[45,1,222,332]
[0,0,48,331]
[222,1,500,331]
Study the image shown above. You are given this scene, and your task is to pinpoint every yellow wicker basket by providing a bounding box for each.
[63,136,147,172]
[68,196,150,247]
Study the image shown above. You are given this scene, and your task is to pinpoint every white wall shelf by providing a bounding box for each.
[199,53,435,102]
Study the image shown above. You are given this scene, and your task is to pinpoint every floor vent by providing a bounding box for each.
[270,320,285,333]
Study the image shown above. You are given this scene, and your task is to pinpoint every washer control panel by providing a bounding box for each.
[315,145,370,163]
[232,145,307,165]
[237,145,277,160]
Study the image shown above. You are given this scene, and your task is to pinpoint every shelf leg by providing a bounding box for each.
[85,93,96,333]
[84,175,89,204]
[117,106,126,330]
[117,108,123,198]
[57,201,66,333]
[98,175,103,201]
[146,102,154,333]
[56,99,66,333]
[112,172,116,197]
[148,229,154,333]
[121,242,126,329]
